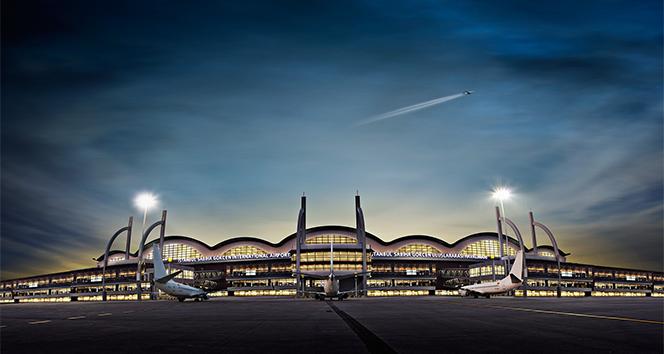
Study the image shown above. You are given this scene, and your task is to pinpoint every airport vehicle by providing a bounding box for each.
[152,244,208,302]
[459,250,523,298]
[463,90,474,95]
[294,242,368,300]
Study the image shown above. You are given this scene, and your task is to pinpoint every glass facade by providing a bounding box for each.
[548,280,592,288]
[2,231,662,300]
[393,263,431,272]
[469,265,505,277]
[18,297,71,303]
[435,290,459,296]
[222,245,267,256]
[230,264,269,275]
[460,240,516,258]
[368,290,429,296]
[593,270,614,278]
[538,250,555,258]
[367,279,391,287]
[515,290,585,297]
[306,234,357,244]
[298,251,365,263]
[300,264,365,271]
[371,264,392,273]
[397,244,441,253]
[591,291,646,297]
[235,289,296,296]
[108,255,125,263]
[145,243,202,260]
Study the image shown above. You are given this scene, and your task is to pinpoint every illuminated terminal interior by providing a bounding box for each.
[1,196,662,302]
[1,225,662,303]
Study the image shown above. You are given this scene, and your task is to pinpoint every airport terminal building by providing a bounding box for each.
[2,196,663,303]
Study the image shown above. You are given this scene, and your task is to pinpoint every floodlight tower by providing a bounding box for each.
[134,192,158,241]
[133,192,158,298]
[492,187,512,273]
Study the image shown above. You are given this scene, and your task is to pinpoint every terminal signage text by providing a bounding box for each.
[372,252,486,260]
[178,252,291,263]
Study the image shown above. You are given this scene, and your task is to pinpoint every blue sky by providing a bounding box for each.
[2,0,662,278]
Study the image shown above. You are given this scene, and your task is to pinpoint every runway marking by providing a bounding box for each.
[488,305,664,325]
[97,313,112,317]
[0,325,6,328]
[67,316,86,320]
[28,320,51,325]
[326,301,397,354]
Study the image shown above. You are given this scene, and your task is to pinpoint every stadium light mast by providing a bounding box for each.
[134,192,158,240]
[492,186,512,273]
[492,187,511,220]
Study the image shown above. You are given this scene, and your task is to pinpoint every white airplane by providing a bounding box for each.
[294,242,368,300]
[152,244,208,302]
[459,250,524,298]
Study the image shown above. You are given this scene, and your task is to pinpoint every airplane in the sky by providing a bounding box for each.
[459,250,524,298]
[294,242,369,300]
[152,244,208,302]
[463,90,474,95]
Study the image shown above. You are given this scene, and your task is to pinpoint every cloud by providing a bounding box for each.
[1,0,662,278]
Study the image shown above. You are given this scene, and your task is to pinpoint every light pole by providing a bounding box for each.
[134,192,158,285]
[492,186,511,275]
[134,192,158,239]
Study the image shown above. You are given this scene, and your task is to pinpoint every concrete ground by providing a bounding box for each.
[1,296,662,354]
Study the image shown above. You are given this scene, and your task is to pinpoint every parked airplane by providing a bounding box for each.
[459,250,524,298]
[152,244,208,302]
[294,242,369,300]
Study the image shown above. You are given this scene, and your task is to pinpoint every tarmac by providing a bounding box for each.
[1,296,662,353]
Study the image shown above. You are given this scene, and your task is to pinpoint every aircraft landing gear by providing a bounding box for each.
[178,297,185,302]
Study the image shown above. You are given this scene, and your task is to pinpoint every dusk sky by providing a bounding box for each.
[2,1,662,279]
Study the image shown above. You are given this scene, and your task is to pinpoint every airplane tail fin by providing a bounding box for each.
[508,250,524,283]
[152,244,168,280]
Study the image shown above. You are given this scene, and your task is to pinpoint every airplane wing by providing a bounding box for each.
[292,272,329,280]
[335,271,371,280]
[338,289,361,295]
[463,288,482,295]
[459,284,490,296]
[155,270,183,284]
[296,289,326,296]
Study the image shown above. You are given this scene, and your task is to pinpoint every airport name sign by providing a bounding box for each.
[178,252,291,263]
[372,252,487,260]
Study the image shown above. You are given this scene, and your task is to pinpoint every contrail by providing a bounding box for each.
[356,91,471,126]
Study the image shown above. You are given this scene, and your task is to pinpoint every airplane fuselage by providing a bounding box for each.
[459,251,525,297]
[322,277,340,297]
[151,244,207,302]
[459,276,522,296]
[156,279,207,299]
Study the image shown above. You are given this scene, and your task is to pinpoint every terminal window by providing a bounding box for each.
[222,245,268,256]
[306,234,357,244]
[460,240,516,258]
[145,243,202,260]
[396,244,441,254]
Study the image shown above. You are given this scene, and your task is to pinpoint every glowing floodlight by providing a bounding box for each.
[492,187,512,202]
[134,192,158,211]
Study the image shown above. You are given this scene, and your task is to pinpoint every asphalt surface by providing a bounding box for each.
[1,297,662,354]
